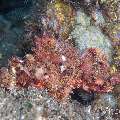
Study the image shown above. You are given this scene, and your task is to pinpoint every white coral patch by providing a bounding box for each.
[70,9,112,61]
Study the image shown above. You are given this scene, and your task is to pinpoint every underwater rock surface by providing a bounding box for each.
[70,88,95,106]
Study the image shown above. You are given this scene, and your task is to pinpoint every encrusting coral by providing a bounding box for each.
[42,0,75,39]
[0,34,120,101]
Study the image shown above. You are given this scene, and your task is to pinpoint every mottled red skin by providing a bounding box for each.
[0,36,120,100]
[110,73,120,85]
[79,48,113,92]
[32,36,82,100]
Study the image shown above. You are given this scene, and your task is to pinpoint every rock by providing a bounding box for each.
[70,88,95,106]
